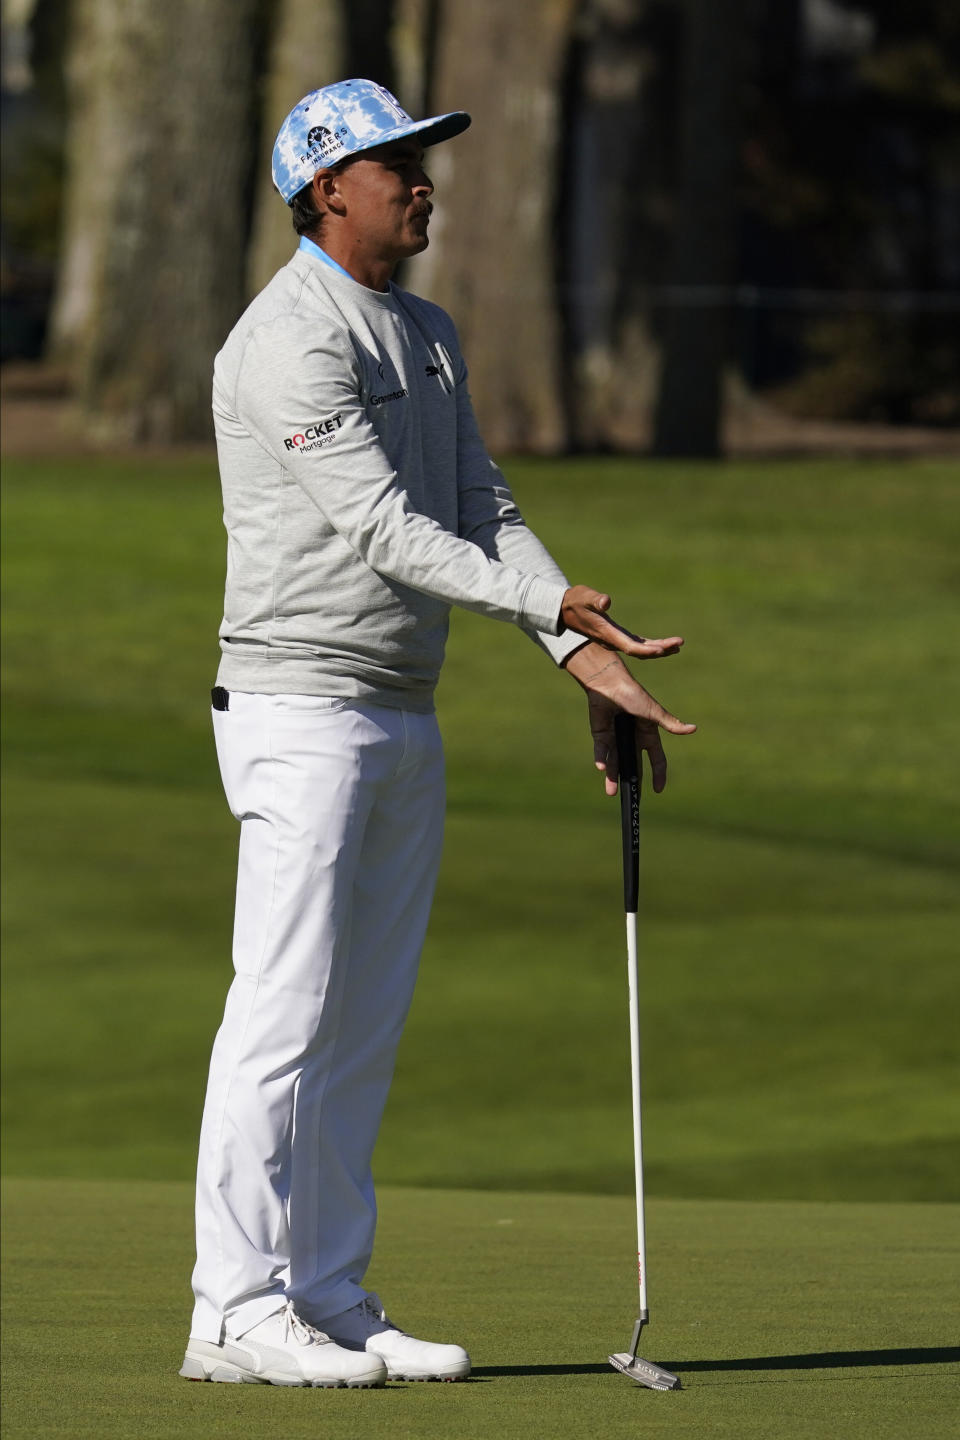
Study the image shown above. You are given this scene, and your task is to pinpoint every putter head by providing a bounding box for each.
[608,1352,681,1390]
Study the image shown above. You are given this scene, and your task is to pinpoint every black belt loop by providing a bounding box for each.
[211,686,230,711]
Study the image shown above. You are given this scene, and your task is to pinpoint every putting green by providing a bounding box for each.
[2,1178,957,1440]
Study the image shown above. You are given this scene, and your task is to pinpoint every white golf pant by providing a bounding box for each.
[189,692,445,1342]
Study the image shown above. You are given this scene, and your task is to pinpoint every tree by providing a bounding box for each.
[653,0,748,456]
[246,0,401,297]
[412,0,578,453]
[245,0,347,298]
[48,0,259,441]
[562,0,676,449]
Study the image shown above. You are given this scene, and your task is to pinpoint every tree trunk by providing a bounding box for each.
[562,0,676,449]
[392,0,436,117]
[653,0,745,456]
[246,0,400,298]
[46,0,122,373]
[412,0,578,454]
[245,0,346,298]
[48,0,259,442]
[343,0,396,90]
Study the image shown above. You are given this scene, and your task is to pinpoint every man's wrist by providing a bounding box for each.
[563,643,624,684]
[556,635,590,668]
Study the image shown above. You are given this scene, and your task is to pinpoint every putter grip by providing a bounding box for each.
[615,713,640,913]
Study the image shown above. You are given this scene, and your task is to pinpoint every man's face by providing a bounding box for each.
[330,139,435,265]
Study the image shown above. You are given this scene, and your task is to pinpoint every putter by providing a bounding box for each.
[607,713,681,1392]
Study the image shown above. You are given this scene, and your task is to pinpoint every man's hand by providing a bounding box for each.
[563,642,696,796]
[560,585,684,660]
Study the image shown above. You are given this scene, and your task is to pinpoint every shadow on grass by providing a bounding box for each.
[474,1347,958,1378]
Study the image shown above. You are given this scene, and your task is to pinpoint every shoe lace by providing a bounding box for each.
[282,1302,330,1347]
[361,1293,401,1334]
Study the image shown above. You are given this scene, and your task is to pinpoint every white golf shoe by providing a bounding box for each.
[179,1301,388,1387]
[315,1292,471,1382]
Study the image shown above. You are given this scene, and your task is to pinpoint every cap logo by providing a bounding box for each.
[301,123,349,164]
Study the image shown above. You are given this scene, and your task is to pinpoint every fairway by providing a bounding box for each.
[2,454,959,1439]
[2,1178,957,1440]
[2,455,957,1200]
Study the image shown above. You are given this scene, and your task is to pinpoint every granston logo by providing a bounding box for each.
[283,412,343,452]
[370,388,408,407]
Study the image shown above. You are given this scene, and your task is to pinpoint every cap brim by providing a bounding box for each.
[349,110,471,160]
[415,111,472,146]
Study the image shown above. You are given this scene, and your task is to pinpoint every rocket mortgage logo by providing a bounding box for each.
[283,413,343,452]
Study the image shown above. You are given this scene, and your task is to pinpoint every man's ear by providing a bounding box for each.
[312,168,346,217]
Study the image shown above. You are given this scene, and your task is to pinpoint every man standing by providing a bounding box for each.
[181,79,695,1390]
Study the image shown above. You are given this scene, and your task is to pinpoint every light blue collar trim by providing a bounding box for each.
[299,235,354,281]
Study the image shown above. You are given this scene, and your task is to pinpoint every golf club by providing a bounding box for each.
[607,712,681,1392]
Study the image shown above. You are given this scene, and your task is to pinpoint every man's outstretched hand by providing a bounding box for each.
[563,641,697,796]
[560,586,684,660]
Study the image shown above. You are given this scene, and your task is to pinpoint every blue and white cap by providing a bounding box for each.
[272,78,471,204]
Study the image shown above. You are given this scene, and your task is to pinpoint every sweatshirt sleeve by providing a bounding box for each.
[452,355,587,667]
[232,316,567,636]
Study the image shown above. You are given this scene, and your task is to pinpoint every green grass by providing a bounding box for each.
[2,456,958,1201]
[2,1177,958,1440]
[3,456,959,1440]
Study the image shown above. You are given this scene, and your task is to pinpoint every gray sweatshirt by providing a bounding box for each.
[213,245,584,710]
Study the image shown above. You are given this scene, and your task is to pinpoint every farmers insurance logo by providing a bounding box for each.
[284,412,343,452]
[302,124,349,162]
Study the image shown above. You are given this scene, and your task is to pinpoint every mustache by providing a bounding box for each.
[411,202,433,220]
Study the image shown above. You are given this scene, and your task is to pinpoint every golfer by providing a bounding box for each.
[181,78,695,1389]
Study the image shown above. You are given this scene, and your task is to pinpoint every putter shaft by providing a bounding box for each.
[607,716,680,1393]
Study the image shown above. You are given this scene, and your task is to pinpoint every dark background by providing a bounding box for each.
[2,0,958,454]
